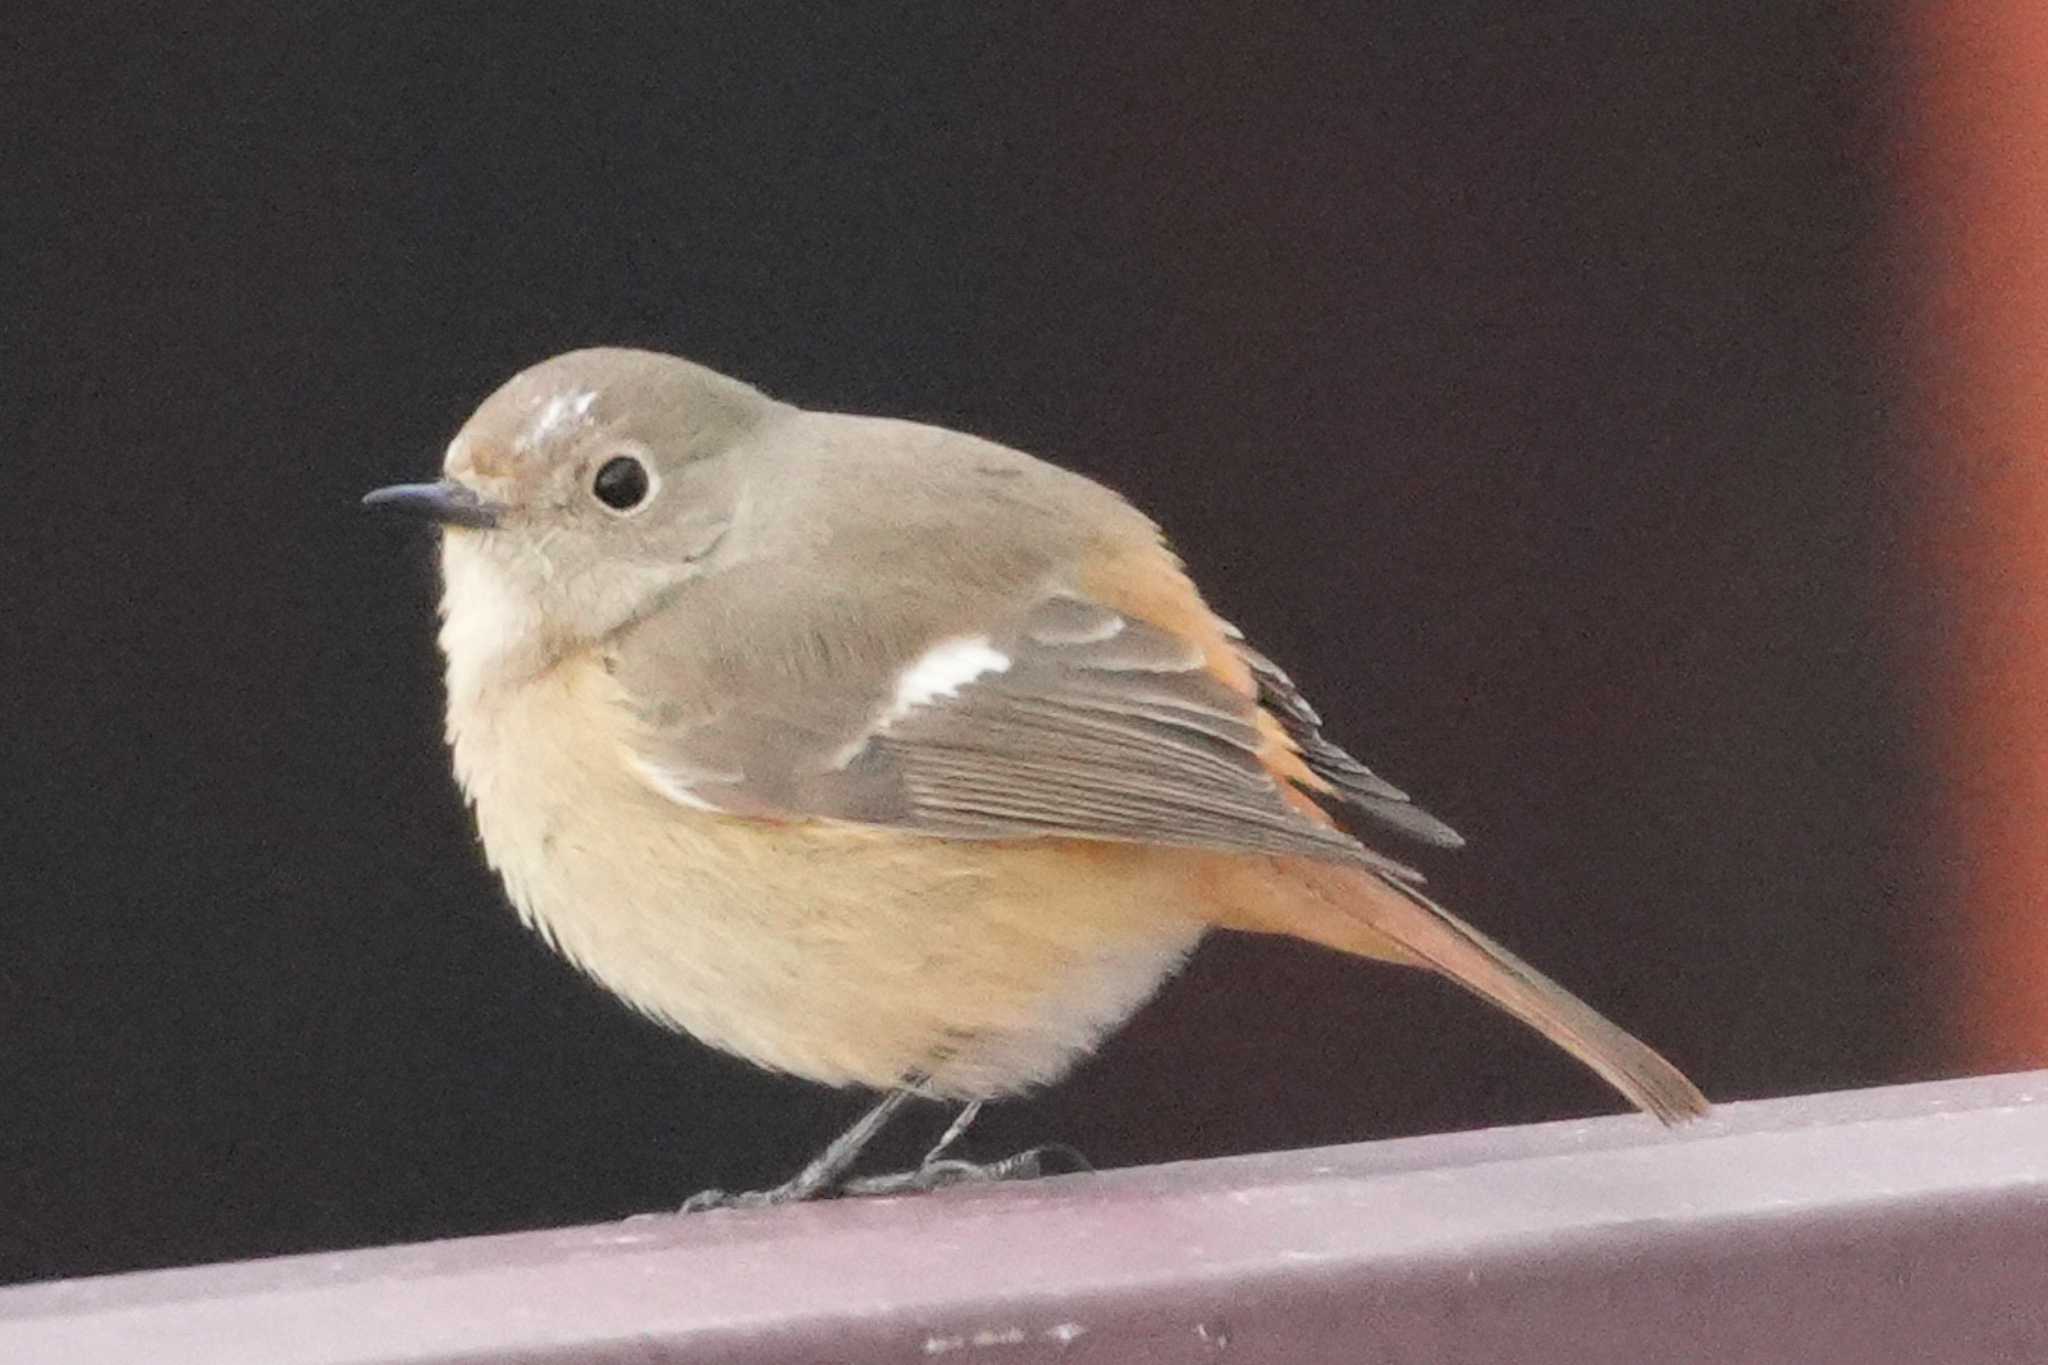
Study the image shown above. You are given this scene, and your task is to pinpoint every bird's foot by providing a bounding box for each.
[677,1176,831,1213]
[677,1088,921,1213]
[839,1143,1092,1198]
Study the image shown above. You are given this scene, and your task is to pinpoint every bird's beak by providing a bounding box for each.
[360,480,502,530]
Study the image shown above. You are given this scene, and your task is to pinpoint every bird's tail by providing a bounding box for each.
[1214,857,1710,1125]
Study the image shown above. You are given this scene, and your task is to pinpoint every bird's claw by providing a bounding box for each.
[678,1180,818,1213]
[677,1142,1091,1211]
[839,1143,1092,1198]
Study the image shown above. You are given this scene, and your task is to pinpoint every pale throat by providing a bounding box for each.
[438,536,555,704]
[438,535,707,707]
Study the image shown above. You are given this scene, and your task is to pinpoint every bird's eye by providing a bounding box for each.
[592,454,651,512]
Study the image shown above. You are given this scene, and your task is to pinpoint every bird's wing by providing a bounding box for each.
[603,540,1708,1124]
[1224,627,1465,848]
[601,553,1445,879]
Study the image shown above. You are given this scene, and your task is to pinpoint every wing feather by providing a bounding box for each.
[610,588,1430,879]
[1226,630,1466,848]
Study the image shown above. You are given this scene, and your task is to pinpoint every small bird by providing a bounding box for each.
[365,347,1707,1207]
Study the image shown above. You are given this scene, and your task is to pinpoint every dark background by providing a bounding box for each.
[10,4,1929,1285]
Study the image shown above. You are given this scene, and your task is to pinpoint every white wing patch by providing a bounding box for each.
[887,636,1012,722]
[833,635,1013,769]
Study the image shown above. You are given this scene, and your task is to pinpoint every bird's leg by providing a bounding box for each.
[679,1088,915,1213]
[920,1100,984,1166]
[839,1101,1093,1197]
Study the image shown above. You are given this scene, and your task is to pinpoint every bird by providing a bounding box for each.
[363,346,1708,1207]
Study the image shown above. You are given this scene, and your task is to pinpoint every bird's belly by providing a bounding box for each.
[454,680,1206,1097]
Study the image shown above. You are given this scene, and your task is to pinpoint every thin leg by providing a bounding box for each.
[919,1100,983,1166]
[680,1088,915,1213]
[840,1102,1091,1198]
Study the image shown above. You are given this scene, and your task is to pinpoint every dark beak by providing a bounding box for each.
[360,480,501,530]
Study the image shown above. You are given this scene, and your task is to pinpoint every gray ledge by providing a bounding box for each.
[7,1069,2048,1363]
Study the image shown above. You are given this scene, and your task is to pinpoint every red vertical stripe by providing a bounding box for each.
[1909,3,2048,1069]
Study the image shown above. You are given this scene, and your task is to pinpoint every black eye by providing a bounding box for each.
[592,454,650,511]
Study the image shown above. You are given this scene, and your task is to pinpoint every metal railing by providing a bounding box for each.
[6,1069,2047,1363]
